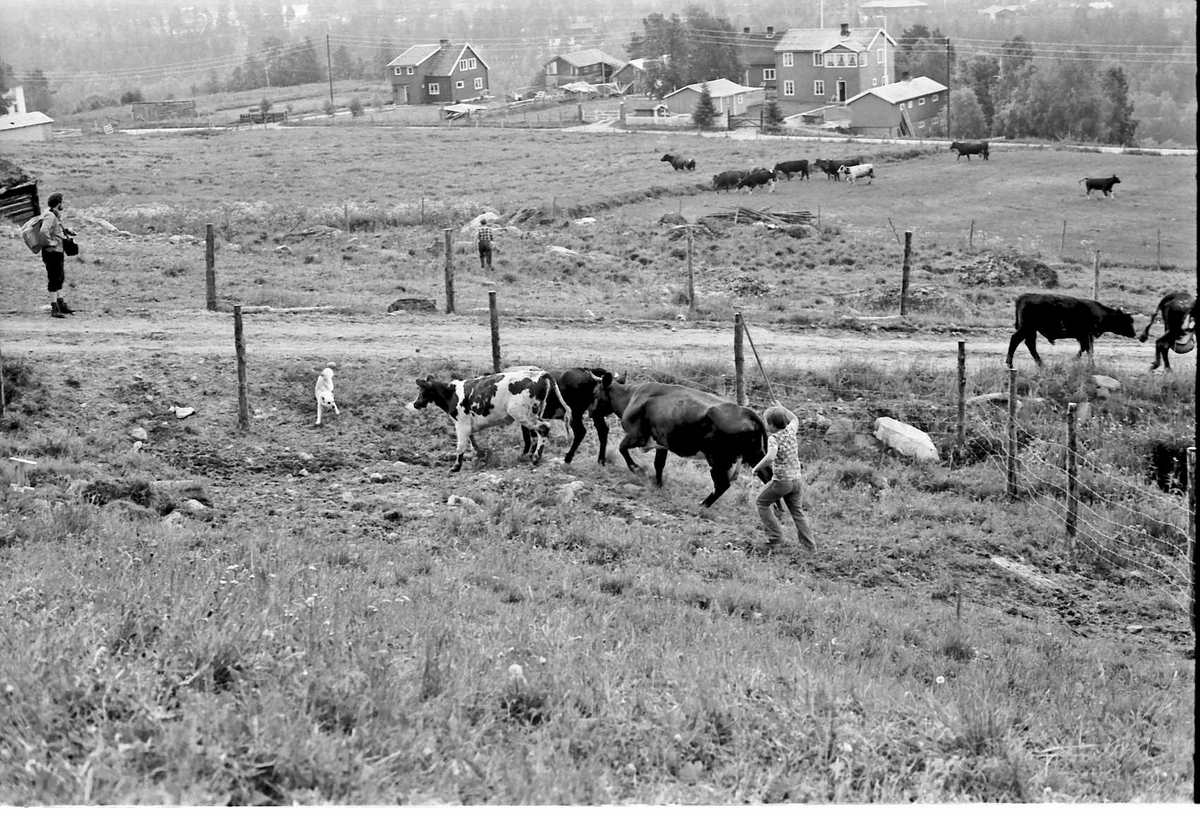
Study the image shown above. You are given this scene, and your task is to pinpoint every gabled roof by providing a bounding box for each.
[663,78,761,99]
[390,42,489,75]
[387,43,443,68]
[845,76,947,105]
[774,27,894,53]
[553,48,624,69]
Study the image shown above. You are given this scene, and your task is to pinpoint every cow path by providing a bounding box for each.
[0,310,1164,374]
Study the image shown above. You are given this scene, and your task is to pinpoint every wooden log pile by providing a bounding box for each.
[701,206,815,227]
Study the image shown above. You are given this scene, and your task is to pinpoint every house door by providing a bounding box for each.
[836,81,847,102]
[399,85,409,104]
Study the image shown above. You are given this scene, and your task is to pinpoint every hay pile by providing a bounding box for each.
[954,252,1059,288]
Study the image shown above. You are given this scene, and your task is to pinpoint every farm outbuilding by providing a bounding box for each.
[543,48,624,89]
[844,75,947,137]
[0,111,54,143]
[0,158,40,224]
[661,78,765,118]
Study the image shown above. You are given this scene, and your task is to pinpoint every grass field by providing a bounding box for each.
[0,124,1195,804]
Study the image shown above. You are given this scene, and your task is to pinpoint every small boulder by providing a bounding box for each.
[873,417,939,461]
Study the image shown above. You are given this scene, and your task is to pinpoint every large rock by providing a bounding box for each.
[387,297,437,313]
[873,417,939,461]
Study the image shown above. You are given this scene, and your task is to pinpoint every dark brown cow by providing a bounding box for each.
[1138,291,1196,371]
[1081,175,1121,198]
[949,140,989,161]
[1005,293,1137,368]
[592,372,770,507]
[661,153,696,171]
[520,367,623,464]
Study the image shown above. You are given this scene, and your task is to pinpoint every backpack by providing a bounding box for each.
[21,212,48,254]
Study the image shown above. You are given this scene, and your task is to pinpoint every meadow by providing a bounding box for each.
[0,122,1194,804]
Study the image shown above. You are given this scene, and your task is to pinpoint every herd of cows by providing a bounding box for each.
[396,291,1195,502]
[661,142,1121,198]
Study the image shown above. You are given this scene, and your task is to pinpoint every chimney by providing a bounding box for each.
[901,71,911,82]
[840,22,850,37]
[439,38,449,47]
[766,26,775,37]
[743,26,750,34]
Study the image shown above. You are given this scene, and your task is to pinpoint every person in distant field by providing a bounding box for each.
[476,216,496,270]
[751,405,817,553]
[39,192,75,318]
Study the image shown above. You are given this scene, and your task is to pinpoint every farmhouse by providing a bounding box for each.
[845,75,947,137]
[772,22,896,115]
[0,111,54,143]
[543,48,624,89]
[661,78,765,119]
[612,57,662,96]
[737,26,782,91]
[387,40,490,105]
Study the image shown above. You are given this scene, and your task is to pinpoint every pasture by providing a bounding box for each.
[0,125,1195,804]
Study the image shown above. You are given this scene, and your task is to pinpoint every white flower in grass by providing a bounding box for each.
[508,664,526,686]
[935,675,946,685]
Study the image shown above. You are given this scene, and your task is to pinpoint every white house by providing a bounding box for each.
[661,78,765,118]
[0,111,54,143]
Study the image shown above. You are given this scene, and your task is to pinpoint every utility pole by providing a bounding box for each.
[326,33,334,107]
[945,37,952,137]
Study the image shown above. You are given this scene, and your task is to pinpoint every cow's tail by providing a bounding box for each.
[540,372,573,442]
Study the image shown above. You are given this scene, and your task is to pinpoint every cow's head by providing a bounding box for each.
[589,370,624,414]
[1104,309,1137,339]
[409,376,457,415]
[660,153,673,162]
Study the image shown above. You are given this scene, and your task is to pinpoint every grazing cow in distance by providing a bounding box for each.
[409,367,571,472]
[592,372,771,507]
[1138,291,1196,371]
[1081,175,1121,199]
[773,159,809,181]
[712,169,748,192]
[949,140,989,161]
[521,367,624,464]
[738,167,777,193]
[840,163,875,184]
[661,153,696,171]
[1006,292,1137,368]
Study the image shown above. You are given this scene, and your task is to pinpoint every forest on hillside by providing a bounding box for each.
[0,0,1194,146]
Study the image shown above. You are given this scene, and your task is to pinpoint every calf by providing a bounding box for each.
[840,163,875,184]
[737,167,777,193]
[661,153,696,171]
[315,367,339,426]
[773,159,809,181]
[1138,291,1196,371]
[409,367,571,472]
[592,372,770,507]
[1006,292,1136,368]
[712,169,747,192]
[949,140,989,161]
[1081,175,1120,199]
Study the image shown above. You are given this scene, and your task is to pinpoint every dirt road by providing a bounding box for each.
[0,310,1164,374]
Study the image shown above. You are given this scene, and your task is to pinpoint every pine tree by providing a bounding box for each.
[693,82,717,129]
[1100,66,1138,146]
[762,100,785,133]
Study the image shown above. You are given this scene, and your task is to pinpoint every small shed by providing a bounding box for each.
[844,75,947,137]
[0,111,54,144]
[0,158,39,224]
[661,78,765,117]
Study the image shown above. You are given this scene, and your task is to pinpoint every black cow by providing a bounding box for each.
[520,367,623,464]
[712,169,747,192]
[661,153,696,171]
[1005,293,1137,368]
[737,167,777,193]
[1081,175,1120,199]
[592,372,770,507]
[949,140,989,161]
[812,159,842,180]
[773,159,809,181]
[1138,291,1196,371]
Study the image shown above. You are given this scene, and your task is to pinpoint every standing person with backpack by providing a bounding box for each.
[39,192,75,318]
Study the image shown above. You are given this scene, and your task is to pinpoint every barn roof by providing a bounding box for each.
[845,76,947,105]
[0,111,53,130]
[387,43,442,67]
[554,48,624,68]
[663,78,760,100]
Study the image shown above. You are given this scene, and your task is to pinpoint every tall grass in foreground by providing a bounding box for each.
[0,351,1193,804]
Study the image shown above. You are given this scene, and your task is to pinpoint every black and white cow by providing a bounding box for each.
[1081,176,1121,199]
[661,153,696,171]
[840,163,875,184]
[737,168,777,193]
[712,169,748,192]
[409,367,571,471]
[773,160,809,181]
[949,141,989,161]
[1005,293,1137,368]
[1138,291,1196,371]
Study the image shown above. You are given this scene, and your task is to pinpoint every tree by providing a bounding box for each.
[627,6,742,98]
[0,61,10,115]
[762,100,785,133]
[693,82,717,128]
[23,70,53,114]
[1099,66,1137,146]
[681,6,741,91]
[348,96,363,120]
[895,24,954,86]
[948,88,986,139]
[957,55,1000,131]
[332,44,360,81]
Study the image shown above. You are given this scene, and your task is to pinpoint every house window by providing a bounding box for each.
[763,68,776,81]
[813,52,821,67]
[474,77,484,90]
[782,52,794,67]
[428,82,440,95]
[908,101,914,108]
[456,80,465,89]
[783,80,795,96]
[918,119,926,129]
[825,55,836,67]
[736,94,744,105]
[932,93,938,101]
[814,80,825,97]
[872,78,878,86]
[918,97,925,105]
[546,62,557,75]
[459,59,471,71]
[836,54,846,67]
[878,49,884,64]
[394,67,402,76]
[407,67,414,75]
[848,54,857,66]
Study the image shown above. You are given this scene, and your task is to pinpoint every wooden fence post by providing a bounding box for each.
[234,305,249,430]
[1006,367,1018,500]
[1066,402,1079,562]
[1092,251,1101,300]
[443,228,455,314]
[344,202,350,233]
[1060,220,1067,257]
[1157,228,1162,271]
[1189,447,1196,632]
[0,339,6,417]
[968,219,975,251]
[686,226,695,319]
[205,224,216,311]
[489,291,501,372]
[734,313,745,406]
[899,230,912,316]
[956,340,966,453]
